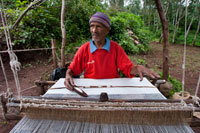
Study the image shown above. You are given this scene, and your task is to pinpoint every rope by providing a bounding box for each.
[0,54,10,91]
[1,0,22,109]
[20,85,37,92]
[0,47,57,54]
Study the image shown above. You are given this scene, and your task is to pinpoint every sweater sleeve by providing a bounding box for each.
[68,47,85,76]
[116,44,135,78]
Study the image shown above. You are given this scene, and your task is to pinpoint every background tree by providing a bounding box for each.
[154,0,170,80]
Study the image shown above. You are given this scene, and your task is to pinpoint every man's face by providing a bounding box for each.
[90,22,109,43]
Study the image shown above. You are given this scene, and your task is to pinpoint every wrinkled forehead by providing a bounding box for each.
[90,22,105,27]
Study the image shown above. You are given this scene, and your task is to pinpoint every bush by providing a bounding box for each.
[6,1,153,54]
[108,12,150,54]
[7,0,101,51]
[176,31,200,46]
[168,75,182,97]
[152,23,200,46]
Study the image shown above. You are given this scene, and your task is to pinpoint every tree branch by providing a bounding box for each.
[12,0,45,30]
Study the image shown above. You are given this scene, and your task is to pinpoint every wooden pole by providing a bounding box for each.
[51,39,57,68]
[61,0,66,68]
[35,80,56,87]
[0,94,8,120]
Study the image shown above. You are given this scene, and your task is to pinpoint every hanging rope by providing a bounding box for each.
[1,0,22,108]
[0,55,10,92]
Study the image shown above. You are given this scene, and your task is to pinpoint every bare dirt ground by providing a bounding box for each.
[0,42,200,132]
[132,42,200,95]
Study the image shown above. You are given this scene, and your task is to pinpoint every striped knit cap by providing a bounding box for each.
[89,12,110,30]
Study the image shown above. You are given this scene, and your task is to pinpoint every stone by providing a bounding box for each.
[159,81,173,98]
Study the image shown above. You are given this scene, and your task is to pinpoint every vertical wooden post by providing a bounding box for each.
[61,0,66,68]
[51,39,57,68]
[0,94,7,120]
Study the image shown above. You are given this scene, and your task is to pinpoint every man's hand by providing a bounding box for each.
[64,69,75,91]
[130,65,160,81]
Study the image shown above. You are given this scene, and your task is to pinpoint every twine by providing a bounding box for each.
[1,0,22,109]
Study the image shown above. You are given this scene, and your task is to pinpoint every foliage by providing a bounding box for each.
[64,0,102,46]
[13,7,60,49]
[108,12,150,54]
[4,0,199,51]
[125,0,142,15]
[168,75,182,97]
[152,22,200,46]
[136,59,146,65]
[176,31,200,46]
[4,0,102,50]
[5,0,61,49]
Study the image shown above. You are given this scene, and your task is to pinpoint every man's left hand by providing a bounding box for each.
[130,65,160,81]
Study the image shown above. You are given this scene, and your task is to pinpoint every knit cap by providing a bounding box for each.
[89,12,110,30]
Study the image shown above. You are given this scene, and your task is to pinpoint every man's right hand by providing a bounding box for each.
[64,69,74,91]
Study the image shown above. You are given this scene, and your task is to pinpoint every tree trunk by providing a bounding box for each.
[154,0,170,80]
[148,2,152,27]
[142,0,146,25]
[172,0,183,44]
[159,33,163,44]
[156,16,159,31]
[153,13,156,32]
[61,0,66,68]
[186,15,194,38]
[192,18,200,46]
[158,2,169,44]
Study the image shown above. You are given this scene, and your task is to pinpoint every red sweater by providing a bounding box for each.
[68,40,134,79]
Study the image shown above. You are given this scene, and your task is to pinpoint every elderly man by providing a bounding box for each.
[65,12,160,91]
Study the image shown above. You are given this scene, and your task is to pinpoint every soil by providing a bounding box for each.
[0,42,200,132]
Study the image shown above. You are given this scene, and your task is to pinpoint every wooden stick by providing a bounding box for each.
[50,85,156,89]
[35,80,56,87]
[51,39,57,68]
[0,94,7,120]
[60,0,66,67]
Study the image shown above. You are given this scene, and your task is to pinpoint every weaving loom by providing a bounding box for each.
[9,78,195,133]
